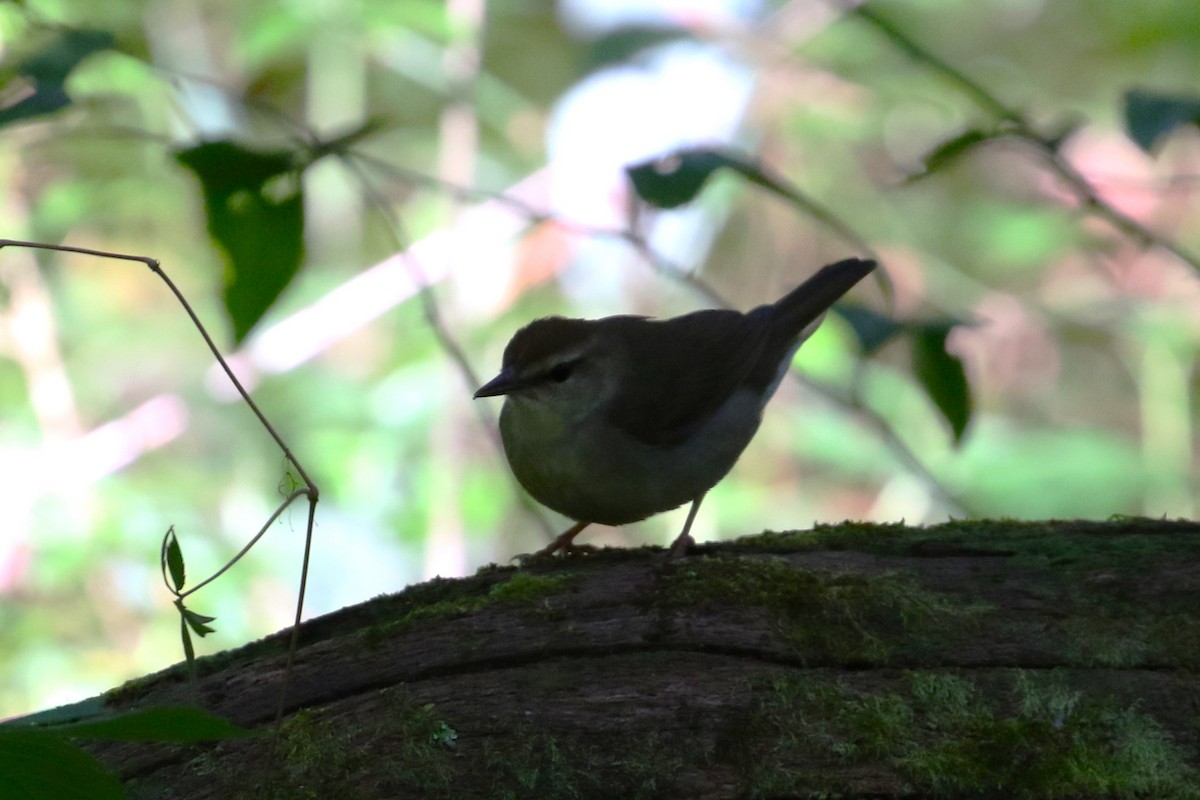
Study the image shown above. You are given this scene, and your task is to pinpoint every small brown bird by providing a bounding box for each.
[475,257,876,557]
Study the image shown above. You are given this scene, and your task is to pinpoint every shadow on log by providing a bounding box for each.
[78,520,1200,797]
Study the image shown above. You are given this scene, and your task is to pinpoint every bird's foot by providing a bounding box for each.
[513,521,594,564]
[665,532,695,560]
[513,541,598,565]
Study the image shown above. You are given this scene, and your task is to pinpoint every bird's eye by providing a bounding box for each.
[549,361,574,383]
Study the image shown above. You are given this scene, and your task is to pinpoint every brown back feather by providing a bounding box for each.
[605,257,875,448]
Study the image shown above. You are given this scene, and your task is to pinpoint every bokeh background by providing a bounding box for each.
[2,0,1199,718]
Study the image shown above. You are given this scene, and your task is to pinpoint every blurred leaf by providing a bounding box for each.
[175,140,306,343]
[162,526,185,592]
[584,26,690,73]
[628,147,813,209]
[1124,89,1200,153]
[626,148,736,208]
[835,304,903,354]
[0,29,114,127]
[908,129,992,180]
[912,325,972,444]
[0,730,125,800]
[52,707,251,743]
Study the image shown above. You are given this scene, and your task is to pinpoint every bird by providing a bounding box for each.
[474,257,877,558]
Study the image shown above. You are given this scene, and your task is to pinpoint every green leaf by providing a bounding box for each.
[175,140,306,343]
[834,304,903,355]
[183,607,217,637]
[626,148,735,208]
[909,129,992,180]
[912,325,972,444]
[0,29,114,127]
[625,146,860,244]
[628,147,811,209]
[162,526,185,592]
[51,707,252,743]
[1124,89,1200,153]
[0,730,125,800]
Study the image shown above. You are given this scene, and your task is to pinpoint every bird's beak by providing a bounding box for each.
[474,368,526,398]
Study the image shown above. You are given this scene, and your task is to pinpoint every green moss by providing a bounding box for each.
[655,555,974,664]
[1057,611,1200,670]
[743,518,1200,575]
[360,571,575,648]
[731,521,1200,670]
[272,709,354,797]
[744,519,915,553]
[487,571,572,602]
[739,670,1200,799]
[936,518,1200,574]
[409,570,570,619]
[479,723,684,800]
[482,728,582,800]
[102,669,180,707]
[214,689,458,800]
[377,692,458,795]
[1153,613,1200,666]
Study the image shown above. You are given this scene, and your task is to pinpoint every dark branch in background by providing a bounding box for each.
[338,154,558,541]
[851,5,1019,123]
[1019,133,1200,273]
[850,3,1200,274]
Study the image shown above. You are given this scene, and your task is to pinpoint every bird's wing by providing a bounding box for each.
[600,259,876,449]
[601,309,774,448]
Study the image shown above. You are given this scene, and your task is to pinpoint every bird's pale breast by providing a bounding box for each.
[498,387,764,525]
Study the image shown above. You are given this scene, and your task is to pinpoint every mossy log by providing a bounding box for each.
[82,519,1200,798]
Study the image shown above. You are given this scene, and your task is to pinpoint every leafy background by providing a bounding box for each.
[2,0,1199,718]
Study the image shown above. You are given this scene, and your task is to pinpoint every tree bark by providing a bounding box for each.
[84,519,1200,799]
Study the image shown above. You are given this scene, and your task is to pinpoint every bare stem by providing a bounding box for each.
[177,488,312,600]
[0,239,318,493]
[1,238,320,718]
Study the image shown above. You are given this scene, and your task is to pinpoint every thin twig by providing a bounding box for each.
[0,240,316,492]
[171,488,312,599]
[851,4,1200,274]
[1015,132,1200,273]
[850,5,1019,123]
[338,155,558,539]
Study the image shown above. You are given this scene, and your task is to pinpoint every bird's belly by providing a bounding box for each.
[499,390,763,525]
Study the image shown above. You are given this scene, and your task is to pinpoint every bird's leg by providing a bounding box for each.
[666,495,705,559]
[521,520,592,561]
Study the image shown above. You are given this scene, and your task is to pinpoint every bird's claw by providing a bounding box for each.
[665,532,695,560]
[512,542,598,565]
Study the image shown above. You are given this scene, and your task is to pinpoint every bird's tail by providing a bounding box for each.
[773,257,877,335]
